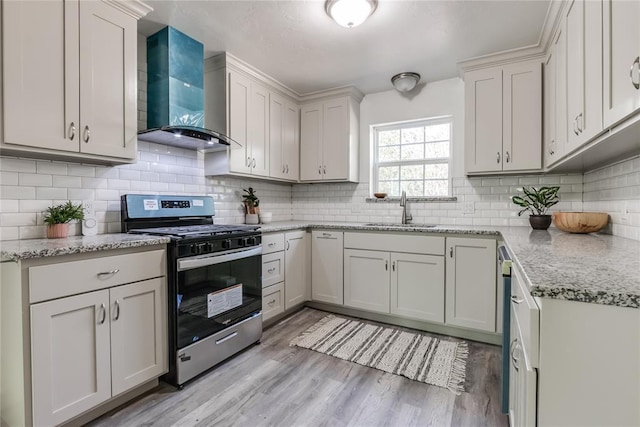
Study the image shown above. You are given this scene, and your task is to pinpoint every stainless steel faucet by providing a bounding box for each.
[400,190,412,224]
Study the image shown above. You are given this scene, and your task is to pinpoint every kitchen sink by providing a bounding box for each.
[365,223,437,228]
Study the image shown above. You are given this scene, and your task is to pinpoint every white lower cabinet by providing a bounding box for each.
[445,237,497,332]
[342,233,445,322]
[390,253,445,323]
[31,278,166,426]
[311,230,344,304]
[261,230,308,321]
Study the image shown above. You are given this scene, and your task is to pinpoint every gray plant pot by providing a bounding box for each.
[529,215,552,230]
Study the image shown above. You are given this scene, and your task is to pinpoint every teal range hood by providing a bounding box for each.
[138,26,238,151]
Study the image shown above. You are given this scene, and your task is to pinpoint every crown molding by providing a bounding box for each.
[102,0,153,20]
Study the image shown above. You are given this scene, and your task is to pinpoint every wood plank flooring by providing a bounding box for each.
[89,308,508,427]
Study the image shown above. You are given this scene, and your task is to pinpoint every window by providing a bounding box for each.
[373,117,452,197]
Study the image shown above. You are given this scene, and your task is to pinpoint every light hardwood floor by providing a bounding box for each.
[89,308,508,427]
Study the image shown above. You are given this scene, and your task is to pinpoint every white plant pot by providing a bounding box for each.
[259,212,272,224]
[245,213,259,225]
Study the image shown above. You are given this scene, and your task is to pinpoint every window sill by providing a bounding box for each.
[365,196,458,203]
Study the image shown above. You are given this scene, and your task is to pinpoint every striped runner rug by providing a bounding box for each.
[290,315,468,394]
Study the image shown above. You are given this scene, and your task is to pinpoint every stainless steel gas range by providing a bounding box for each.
[121,194,262,387]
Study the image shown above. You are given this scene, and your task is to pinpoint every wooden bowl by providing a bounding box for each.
[552,212,609,233]
[373,192,387,199]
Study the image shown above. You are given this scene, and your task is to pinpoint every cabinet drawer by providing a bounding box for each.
[344,232,444,255]
[29,250,166,303]
[262,251,284,288]
[262,283,284,321]
[262,233,285,254]
[511,265,540,368]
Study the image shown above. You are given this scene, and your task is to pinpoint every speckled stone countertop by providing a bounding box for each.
[0,234,170,262]
[259,221,640,309]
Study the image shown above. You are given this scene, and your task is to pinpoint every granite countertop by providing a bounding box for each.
[0,234,171,262]
[259,221,640,309]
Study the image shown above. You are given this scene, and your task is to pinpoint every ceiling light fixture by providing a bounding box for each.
[325,0,377,28]
[391,72,421,93]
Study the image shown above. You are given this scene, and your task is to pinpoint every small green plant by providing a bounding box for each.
[242,187,260,214]
[43,201,85,225]
[511,186,560,216]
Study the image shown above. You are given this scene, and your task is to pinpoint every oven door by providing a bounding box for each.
[176,247,262,349]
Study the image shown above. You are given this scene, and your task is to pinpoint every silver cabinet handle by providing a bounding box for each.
[268,299,276,306]
[68,122,76,140]
[252,158,256,168]
[318,165,322,175]
[577,113,583,133]
[573,118,579,136]
[392,261,395,271]
[630,56,640,90]
[97,269,119,278]
[267,242,276,247]
[247,157,252,167]
[114,299,120,321]
[511,295,523,304]
[286,241,290,250]
[98,303,106,325]
[449,247,453,258]
[322,232,331,237]
[323,165,326,175]
[83,125,90,143]
[268,267,276,274]
[385,260,388,271]
[505,151,510,163]
[285,164,289,174]
[282,165,285,173]
[496,152,500,163]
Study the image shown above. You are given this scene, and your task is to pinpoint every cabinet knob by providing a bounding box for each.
[114,299,120,321]
[385,260,388,271]
[323,165,326,175]
[247,157,252,167]
[630,56,640,90]
[392,261,395,271]
[577,113,583,133]
[505,151,510,163]
[83,125,90,143]
[68,122,76,141]
[496,152,500,164]
[98,303,106,325]
[252,158,256,168]
[449,247,453,258]
[285,164,289,174]
[286,241,290,250]
[510,339,520,372]
[268,299,276,306]
[282,165,285,173]
[511,295,524,304]
[318,166,322,175]
[268,267,276,274]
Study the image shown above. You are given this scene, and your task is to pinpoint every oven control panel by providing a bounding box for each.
[177,234,262,257]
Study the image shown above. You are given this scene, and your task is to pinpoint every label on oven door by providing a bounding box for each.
[207,284,243,318]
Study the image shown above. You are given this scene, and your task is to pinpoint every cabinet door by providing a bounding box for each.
[269,92,285,179]
[31,290,111,426]
[311,230,344,304]
[249,82,270,176]
[283,101,300,180]
[322,97,349,180]
[554,24,568,160]
[565,0,585,151]
[2,0,79,152]
[344,249,390,314]
[228,72,252,174]
[464,67,503,173]
[543,50,557,167]
[300,102,323,181]
[79,1,137,159]
[603,0,640,127]
[284,230,307,309]
[110,278,167,396]
[262,251,285,288]
[502,61,542,171]
[445,237,497,332]
[390,253,444,323]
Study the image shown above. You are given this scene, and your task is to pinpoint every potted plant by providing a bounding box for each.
[511,186,560,230]
[43,201,85,238]
[242,187,260,224]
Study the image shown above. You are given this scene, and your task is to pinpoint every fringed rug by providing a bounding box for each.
[290,315,468,394]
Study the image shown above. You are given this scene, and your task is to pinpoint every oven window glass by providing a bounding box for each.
[176,253,261,349]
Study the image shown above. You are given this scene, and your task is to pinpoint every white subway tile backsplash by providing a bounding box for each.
[67,165,96,177]
[1,171,19,186]
[19,173,52,187]
[52,175,82,188]
[1,186,36,200]
[1,212,37,226]
[36,187,67,200]
[36,161,68,175]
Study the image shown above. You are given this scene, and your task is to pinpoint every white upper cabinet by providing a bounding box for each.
[300,95,359,182]
[465,60,542,174]
[2,0,146,163]
[565,0,603,153]
[603,0,640,127]
[204,54,299,182]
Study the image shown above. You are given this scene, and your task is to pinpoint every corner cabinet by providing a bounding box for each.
[1,0,150,164]
[311,230,344,304]
[445,237,497,332]
[0,245,167,427]
[204,54,300,183]
[300,94,360,182]
[464,60,542,174]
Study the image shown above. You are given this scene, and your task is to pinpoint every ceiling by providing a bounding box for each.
[138,0,551,96]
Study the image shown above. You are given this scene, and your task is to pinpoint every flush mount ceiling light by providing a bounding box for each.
[325,0,377,28]
[391,72,421,93]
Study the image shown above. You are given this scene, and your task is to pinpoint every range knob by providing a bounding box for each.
[196,243,208,254]
[190,244,198,254]
[245,236,256,246]
[221,239,232,249]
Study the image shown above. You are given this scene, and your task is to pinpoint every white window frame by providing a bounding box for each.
[371,116,453,198]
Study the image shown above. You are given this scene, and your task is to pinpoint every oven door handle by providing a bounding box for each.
[177,247,262,271]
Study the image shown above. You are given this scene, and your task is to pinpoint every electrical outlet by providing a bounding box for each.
[82,200,95,219]
[620,202,630,224]
[463,202,475,214]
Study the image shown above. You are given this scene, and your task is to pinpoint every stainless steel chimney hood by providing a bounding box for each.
[138,26,239,151]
